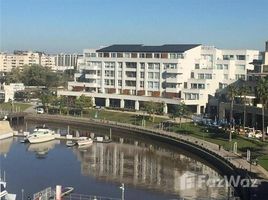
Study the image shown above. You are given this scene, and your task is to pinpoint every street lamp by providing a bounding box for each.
[120,183,125,200]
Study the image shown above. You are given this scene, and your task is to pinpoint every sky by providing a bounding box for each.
[0,0,268,53]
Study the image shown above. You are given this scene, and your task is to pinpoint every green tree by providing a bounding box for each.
[74,95,93,115]
[40,93,54,113]
[6,64,61,88]
[169,103,188,128]
[143,101,160,122]
[227,84,238,141]
[6,67,22,84]
[256,77,268,141]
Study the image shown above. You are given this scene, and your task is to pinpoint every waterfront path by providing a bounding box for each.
[25,113,268,180]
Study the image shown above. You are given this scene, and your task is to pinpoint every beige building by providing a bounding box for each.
[0,51,55,72]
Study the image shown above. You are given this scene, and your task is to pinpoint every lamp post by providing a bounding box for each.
[120,183,125,200]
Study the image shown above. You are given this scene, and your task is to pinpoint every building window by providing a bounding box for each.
[103,53,109,58]
[118,71,122,78]
[139,53,145,58]
[216,64,223,70]
[164,63,177,69]
[140,81,144,88]
[118,80,122,86]
[198,73,204,79]
[140,72,144,78]
[148,72,154,79]
[154,82,159,89]
[154,53,160,58]
[148,63,153,69]
[191,72,195,78]
[236,64,245,70]
[125,53,131,58]
[131,53,137,58]
[161,53,168,59]
[140,63,145,69]
[148,81,153,88]
[236,55,246,60]
[117,53,123,58]
[111,53,116,58]
[154,72,160,79]
[118,62,123,68]
[205,74,212,79]
[195,64,200,69]
[126,62,137,69]
[223,64,228,70]
[146,53,152,58]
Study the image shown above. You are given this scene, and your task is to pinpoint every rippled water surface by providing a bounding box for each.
[0,122,232,200]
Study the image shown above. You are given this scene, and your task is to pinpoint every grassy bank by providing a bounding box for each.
[0,102,32,112]
[51,108,167,128]
[169,122,268,171]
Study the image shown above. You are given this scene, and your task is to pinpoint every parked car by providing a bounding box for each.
[36,107,44,114]
[255,130,263,139]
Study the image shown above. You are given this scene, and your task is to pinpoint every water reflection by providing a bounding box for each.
[0,137,13,156]
[27,140,60,158]
[7,123,232,199]
[73,141,230,199]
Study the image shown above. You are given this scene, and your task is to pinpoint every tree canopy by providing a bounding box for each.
[6,64,61,88]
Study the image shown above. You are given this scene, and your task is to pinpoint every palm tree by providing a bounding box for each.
[256,77,268,141]
[227,84,238,141]
[238,84,250,131]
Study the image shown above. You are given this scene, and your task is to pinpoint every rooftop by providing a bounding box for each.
[96,44,201,53]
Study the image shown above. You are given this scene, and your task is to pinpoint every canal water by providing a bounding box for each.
[0,122,232,200]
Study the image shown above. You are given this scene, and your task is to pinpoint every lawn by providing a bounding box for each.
[258,155,268,171]
[0,102,32,112]
[171,123,268,157]
[82,109,166,128]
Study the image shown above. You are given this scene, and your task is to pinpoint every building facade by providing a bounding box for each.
[58,44,259,114]
[182,46,259,113]
[0,51,56,72]
[54,53,79,71]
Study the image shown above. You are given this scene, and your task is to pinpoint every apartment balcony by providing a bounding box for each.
[165,68,183,74]
[79,65,100,70]
[69,81,100,88]
[85,74,99,79]
[166,77,180,83]
[165,87,179,93]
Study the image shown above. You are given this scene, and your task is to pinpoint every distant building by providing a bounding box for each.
[0,51,56,72]
[0,83,25,102]
[58,44,259,114]
[54,53,79,71]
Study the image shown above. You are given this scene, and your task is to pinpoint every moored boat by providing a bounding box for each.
[66,141,76,147]
[77,137,93,147]
[26,126,56,144]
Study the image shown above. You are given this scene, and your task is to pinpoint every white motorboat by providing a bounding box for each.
[0,180,16,200]
[77,137,93,147]
[26,126,56,144]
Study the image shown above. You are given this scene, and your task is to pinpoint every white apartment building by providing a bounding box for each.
[54,53,79,71]
[58,44,259,114]
[182,46,259,113]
